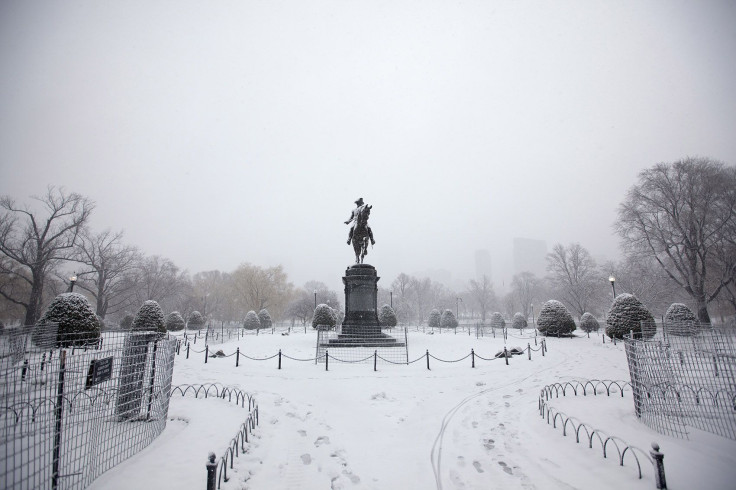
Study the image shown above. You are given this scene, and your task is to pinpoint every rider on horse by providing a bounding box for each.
[345,197,375,246]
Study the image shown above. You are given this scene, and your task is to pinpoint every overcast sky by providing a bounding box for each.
[1,0,735,294]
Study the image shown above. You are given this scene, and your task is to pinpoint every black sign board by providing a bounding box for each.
[85,357,114,389]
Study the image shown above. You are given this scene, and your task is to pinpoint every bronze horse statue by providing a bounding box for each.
[350,204,373,264]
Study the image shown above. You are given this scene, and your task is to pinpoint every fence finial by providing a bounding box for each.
[649,442,667,489]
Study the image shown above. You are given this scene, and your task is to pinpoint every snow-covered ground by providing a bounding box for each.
[89,328,736,490]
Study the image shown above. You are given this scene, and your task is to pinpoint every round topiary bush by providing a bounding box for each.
[120,314,134,330]
[512,312,527,330]
[165,311,186,331]
[664,303,698,336]
[537,300,576,337]
[132,300,166,338]
[379,304,397,328]
[243,310,261,330]
[605,293,656,340]
[188,310,206,330]
[428,309,441,329]
[37,292,100,346]
[258,309,273,330]
[579,312,600,333]
[440,309,458,329]
[312,304,336,329]
[490,312,506,329]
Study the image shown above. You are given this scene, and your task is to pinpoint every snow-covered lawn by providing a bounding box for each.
[89,329,736,490]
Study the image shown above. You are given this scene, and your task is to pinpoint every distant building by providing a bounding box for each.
[513,238,547,277]
[475,249,492,282]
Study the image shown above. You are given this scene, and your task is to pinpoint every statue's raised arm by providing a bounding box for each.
[345,197,375,264]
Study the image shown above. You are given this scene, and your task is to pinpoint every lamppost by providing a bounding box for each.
[314,290,317,309]
[531,303,535,326]
[609,276,616,299]
[456,297,463,320]
[68,273,77,292]
[390,290,393,308]
[202,293,210,318]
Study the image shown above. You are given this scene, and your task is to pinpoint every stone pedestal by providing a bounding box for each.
[321,263,404,347]
[342,264,381,336]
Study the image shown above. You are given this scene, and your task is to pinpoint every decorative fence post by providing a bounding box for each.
[374,350,377,371]
[205,345,209,364]
[542,340,545,357]
[471,349,475,368]
[649,443,667,489]
[206,452,217,490]
[146,341,158,419]
[187,343,190,359]
[52,350,67,490]
[426,349,430,370]
[236,347,240,367]
[278,349,282,370]
[528,343,531,360]
[325,350,329,371]
[504,347,509,365]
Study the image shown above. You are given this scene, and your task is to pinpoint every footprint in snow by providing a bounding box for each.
[301,454,312,465]
[297,430,307,437]
[498,461,513,475]
[314,436,330,447]
[483,439,495,450]
[473,461,484,473]
[457,456,466,467]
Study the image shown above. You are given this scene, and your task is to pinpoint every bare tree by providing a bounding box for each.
[546,243,601,318]
[616,157,736,323]
[601,256,683,316]
[510,272,540,319]
[125,255,190,314]
[71,229,140,318]
[230,263,293,321]
[0,187,94,324]
[467,274,495,323]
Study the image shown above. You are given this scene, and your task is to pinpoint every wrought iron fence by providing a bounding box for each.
[624,322,736,440]
[0,326,176,489]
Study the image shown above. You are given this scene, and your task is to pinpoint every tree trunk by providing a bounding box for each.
[24,269,45,326]
[694,293,712,325]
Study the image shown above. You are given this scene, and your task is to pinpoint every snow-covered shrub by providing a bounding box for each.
[258,309,273,330]
[188,310,206,330]
[440,309,458,329]
[664,303,698,336]
[605,293,656,340]
[312,304,335,329]
[132,300,166,338]
[379,304,397,328]
[428,309,441,329]
[579,312,600,333]
[490,312,506,329]
[537,300,576,336]
[243,310,261,330]
[165,311,185,331]
[120,314,134,330]
[512,313,527,330]
[36,292,100,346]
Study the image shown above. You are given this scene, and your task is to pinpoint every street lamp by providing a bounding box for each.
[609,276,616,299]
[314,290,317,309]
[531,303,535,326]
[456,297,463,320]
[68,273,77,292]
[390,290,393,308]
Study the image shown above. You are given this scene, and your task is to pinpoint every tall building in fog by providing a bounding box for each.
[475,249,492,281]
[513,238,547,277]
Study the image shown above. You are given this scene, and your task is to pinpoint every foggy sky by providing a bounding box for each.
[1,0,735,294]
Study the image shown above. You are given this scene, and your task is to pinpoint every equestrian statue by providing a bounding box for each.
[345,197,375,264]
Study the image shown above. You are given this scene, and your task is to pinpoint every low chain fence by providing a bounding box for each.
[168,384,259,490]
[174,331,548,371]
[538,379,667,489]
[1,327,176,490]
[624,323,736,440]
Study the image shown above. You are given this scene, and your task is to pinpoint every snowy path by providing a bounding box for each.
[90,330,736,489]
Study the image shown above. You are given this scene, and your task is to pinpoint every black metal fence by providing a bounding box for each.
[1,326,176,489]
[624,322,736,440]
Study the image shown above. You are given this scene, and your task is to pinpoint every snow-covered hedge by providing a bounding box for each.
[312,304,336,329]
[243,310,261,330]
[440,309,458,329]
[379,304,397,328]
[605,293,656,339]
[512,313,527,330]
[132,300,166,338]
[664,303,698,336]
[188,310,206,329]
[258,309,273,330]
[579,312,600,333]
[537,300,576,336]
[490,312,506,329]
[165,311,185,331]
[428,309,441,329]
[37,292,100,346]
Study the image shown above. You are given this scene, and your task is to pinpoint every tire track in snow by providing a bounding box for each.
[430,352,571,490]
